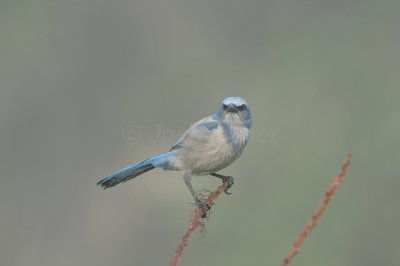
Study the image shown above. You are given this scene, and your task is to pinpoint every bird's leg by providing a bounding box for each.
[210,173,234,194]
[183,173,211,218]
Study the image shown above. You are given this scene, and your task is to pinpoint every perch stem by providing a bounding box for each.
[280,154,352,266]
[170,181,230,266]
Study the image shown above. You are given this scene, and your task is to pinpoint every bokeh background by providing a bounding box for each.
[1,1,399,265]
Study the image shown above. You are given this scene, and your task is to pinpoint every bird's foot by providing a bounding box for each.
[197,201,211,218]
[221,176,234,195]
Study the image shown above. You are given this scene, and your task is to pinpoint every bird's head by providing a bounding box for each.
[213,97,252,129]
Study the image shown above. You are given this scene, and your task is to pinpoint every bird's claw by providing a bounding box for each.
[222,176,234,195]
[197,201,211,218]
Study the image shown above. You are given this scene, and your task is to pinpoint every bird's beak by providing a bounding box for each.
[226,104,237,112]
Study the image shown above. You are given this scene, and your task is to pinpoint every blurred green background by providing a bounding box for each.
[1,1,399,265]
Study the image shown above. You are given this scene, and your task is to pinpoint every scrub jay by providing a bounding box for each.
[98,97,252,216]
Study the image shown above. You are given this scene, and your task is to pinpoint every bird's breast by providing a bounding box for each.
[177,125,250,175]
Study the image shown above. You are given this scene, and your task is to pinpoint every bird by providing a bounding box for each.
[98,97,252,216]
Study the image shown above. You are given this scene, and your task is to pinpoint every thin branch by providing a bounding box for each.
[280,154,352,266]
[170,181,230,266]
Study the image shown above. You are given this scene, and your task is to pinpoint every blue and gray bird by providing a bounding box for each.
[98,97,252,216]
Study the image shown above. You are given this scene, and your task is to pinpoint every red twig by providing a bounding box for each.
[280,154,352,266]
[170,181,230,266]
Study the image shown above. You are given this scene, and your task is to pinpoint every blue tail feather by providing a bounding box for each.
[97,151,175,189]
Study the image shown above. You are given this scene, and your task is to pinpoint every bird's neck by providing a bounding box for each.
[221,117,250,149]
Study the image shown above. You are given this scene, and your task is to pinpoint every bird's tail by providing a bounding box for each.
[97,151,175,189]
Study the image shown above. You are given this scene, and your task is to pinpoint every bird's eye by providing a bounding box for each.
[237,104,246,111]
[223,104,228,110]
